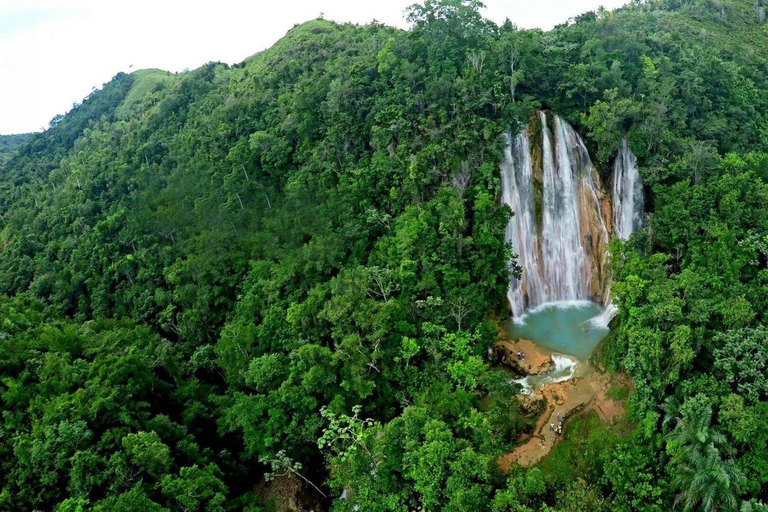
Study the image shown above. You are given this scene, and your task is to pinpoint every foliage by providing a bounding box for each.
[2,0,768,508]
[0,133,35,166]
[666,405,746,511]
[608,151,768,508]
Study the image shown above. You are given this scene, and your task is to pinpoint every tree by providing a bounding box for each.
[260,451,327,499]
[714,328,768,405]
[161,465,228,511]
[666,405,745,512]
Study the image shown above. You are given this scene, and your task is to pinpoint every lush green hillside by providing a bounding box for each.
[0,133,35,165]
[1,0,768,510]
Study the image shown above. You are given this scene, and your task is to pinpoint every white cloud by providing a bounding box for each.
[0,0,629,134]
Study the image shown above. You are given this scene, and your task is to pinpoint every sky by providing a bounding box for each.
[0,0,629,135]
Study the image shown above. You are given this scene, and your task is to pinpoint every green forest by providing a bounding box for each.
[1,0,768,509]
[0,134,34,166]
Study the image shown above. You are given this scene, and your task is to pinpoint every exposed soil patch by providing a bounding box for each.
[254,473,323,511]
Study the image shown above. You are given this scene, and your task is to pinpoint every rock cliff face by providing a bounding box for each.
[578,168,613,300]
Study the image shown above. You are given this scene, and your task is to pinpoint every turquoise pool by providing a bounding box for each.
[508,301,610,361]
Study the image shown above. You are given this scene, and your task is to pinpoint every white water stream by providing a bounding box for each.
[612,138,645,241]
[513,354,580,395]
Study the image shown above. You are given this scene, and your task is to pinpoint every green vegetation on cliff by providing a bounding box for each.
[1,0,768,510]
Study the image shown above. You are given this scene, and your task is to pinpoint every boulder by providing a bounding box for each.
[495,339,553,375]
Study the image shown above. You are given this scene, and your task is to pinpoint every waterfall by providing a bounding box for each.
[501,130,546,316]
[606,139,645,308]
[612,138,644,240]
[541,114,588,302]
[596,138,645,324]
[502,112,611,318]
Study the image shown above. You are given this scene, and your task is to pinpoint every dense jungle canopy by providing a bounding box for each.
[2,0,768,510]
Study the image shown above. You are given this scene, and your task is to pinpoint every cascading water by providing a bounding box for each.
[501,131,546,316]
[592,137,644,328]
[513,354,579,395]
[612,138,644,241]
[541,114,589,302]
[594,137,645,327]
[502,115,644,391]
[502,112,611,319]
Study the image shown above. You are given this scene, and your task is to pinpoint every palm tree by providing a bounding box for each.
[667,405,745,512]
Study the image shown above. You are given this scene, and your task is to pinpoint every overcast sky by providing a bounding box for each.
[0,0,629,134]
